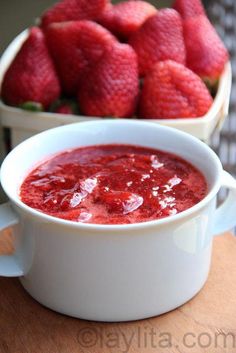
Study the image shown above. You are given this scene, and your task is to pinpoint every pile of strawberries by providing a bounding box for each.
[1,0,229,119]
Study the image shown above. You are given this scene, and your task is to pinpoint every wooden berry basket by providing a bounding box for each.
[0,29,232,148]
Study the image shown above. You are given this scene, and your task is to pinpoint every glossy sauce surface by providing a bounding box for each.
[20,144,207,224]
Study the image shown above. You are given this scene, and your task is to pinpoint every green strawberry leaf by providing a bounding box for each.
[19,101,44,112]
[203,78,219,98]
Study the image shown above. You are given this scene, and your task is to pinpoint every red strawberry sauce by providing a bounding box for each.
[20,144,207,224]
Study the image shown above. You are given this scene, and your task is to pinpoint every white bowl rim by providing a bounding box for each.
[0,119,223,231]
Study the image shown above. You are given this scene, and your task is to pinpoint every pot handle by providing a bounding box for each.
[213,170,236,236]
[0,203,24,277]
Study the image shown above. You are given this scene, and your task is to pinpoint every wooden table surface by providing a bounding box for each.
[0,230,236,353]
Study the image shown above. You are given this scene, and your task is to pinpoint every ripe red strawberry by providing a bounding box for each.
[173,0,206,19]
[55,104,73,114]
[98,0,157,39]
[52,99,78,114]
[1,27,60,109]
[139,60,213,119]
[46,21,117,96]
[41,0,109,28]
[183,15,229,80]
[78,43,139,118]
[129,9,186,76]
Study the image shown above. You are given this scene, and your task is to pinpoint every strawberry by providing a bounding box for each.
[46,21,117,95]
[55,104,74,114]
[139,60,213,119]
[183,15,229,80]
[98,0,157,39]
[52,99,79,114]
[41,0,109,28]
[54,102,75,115]
[96,190,143,214]
[173,0,206,19]
[1,27,60,109]
[53,209,87,222]
[129,9,186,76]
[78,43,139,118]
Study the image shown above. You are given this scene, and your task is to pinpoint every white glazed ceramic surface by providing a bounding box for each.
[0,29,232,144]
[0,120,236,322]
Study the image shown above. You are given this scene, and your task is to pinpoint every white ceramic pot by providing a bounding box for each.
[0,120,236,322]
